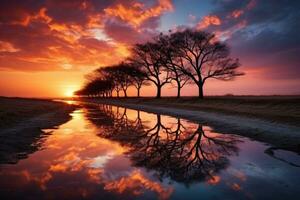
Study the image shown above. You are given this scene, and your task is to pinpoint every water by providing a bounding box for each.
[0,102,299,200]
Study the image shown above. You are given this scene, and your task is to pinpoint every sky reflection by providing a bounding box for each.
[0,102,300,199]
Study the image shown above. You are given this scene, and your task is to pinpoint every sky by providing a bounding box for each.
[0,0,299,97]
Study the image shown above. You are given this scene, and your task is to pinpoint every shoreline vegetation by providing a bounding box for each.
[0,97,76,164]
[75,29,244,99]
[79,96,300,153]
[71,29,299,152]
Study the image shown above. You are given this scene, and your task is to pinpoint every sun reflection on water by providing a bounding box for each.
[0,102,300,200]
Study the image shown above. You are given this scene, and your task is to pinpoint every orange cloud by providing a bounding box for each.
[0,41,20,52]
[214,20,247,41]
[231,183,242,191]
[206,175,221,185]
[21,170,53,191]
[104,170,174,200]
[0,1,163,73]
[104,0,173,27]
[197,15,222,29]
[231,9,244,18]
[11,7,52,26]
[49,163,68,172]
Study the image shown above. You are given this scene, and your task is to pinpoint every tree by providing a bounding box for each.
[75,79,113,97]
[169,29,244,98]
[116,63,135,98]
[128,61,149,97]
[99,63,136,97]
[130,42,171,98]
[156,34,191,98]
[96,66,123,97]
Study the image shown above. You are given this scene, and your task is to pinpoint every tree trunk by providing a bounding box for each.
[137,111,140,120]
[198,83,204,99]
[117,91,119,98]
[137,88,140,97]
[176,80,181,98]
[156,85,161,98]
[123,89,127,98]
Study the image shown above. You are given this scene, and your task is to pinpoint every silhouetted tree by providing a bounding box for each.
[77,29,243,98]
[156,34,191,98]
[97,63,138,97]
[130,42,171,98]
[168,29,244,98]
[75,79,113,97]
[128,62,149,97]
[113,63,133,98]
[96,66,123,97]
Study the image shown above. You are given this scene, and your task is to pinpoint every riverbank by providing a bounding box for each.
[0,97,77,164]
[79,96,300,153]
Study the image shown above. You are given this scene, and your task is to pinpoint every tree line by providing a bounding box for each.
[75,29,244,99]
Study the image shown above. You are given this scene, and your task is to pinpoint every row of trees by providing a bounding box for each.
[75,29,244,98]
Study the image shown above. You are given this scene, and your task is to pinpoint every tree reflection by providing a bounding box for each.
[130,120,240,184]
[87,104,242,184]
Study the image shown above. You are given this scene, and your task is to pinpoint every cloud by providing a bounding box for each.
[230,9,244,19]
[104,169,174,200]
[104,0,173,27]
[0,0,173,71]
[196,0,300,80]
[197,15,222,29]
[0,41,20,52]
[103,19,157,44]
[0,0,45,26]
[102,0,173,44]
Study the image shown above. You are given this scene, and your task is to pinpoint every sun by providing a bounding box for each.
[65,89,74,97]
[63,85,79,97]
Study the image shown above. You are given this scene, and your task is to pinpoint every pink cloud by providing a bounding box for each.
[197,15,222,29]
[230,9,244,18]
[0,0,172,72]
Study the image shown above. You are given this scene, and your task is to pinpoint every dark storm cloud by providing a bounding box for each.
[205,0,300,79]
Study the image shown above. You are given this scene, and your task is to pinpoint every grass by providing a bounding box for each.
[91,96,300,126]
[0,97,74,129]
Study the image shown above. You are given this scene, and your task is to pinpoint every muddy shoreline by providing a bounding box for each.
[0,97,77,164]
[81,98,300,153]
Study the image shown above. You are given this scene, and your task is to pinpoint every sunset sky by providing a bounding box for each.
[0,0,299,97]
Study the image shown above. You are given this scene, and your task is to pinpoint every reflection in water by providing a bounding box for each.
[92,105,242,184]
[0,102,300,200]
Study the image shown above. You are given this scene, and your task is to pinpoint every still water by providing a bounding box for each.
[0,101,300,200]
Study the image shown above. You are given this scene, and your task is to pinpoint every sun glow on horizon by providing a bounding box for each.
[65,90,74,97]
[63,85,80,97]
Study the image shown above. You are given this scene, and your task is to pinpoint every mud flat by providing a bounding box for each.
[0,97,77,164]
